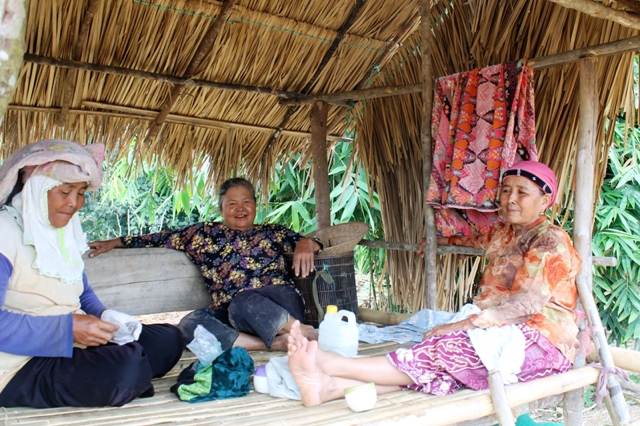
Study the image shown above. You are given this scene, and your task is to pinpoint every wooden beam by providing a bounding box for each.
[310,102,331,229]
[265,0,367,147]
[144,0,237,144]
[280,83,422,107]
[57,0,100,127]
[23,54,312,101]
[420,0,438,311]
[357,239,616,266]
[284,35,640,106]
[8,103,353,143]
[574,57,630,425]
[527,34,640,70]
[548,0,640,30]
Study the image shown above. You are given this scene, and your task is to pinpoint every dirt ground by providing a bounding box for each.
[137,311,640,425]
[531,401,640,425]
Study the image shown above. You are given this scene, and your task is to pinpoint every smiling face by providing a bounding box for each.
[221,185,257,232]
[499,176,550,231]
[47,182,88,228]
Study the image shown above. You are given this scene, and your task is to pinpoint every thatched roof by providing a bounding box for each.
[1,0,638,309]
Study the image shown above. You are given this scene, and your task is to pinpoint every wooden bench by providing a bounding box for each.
[0,248,612,425]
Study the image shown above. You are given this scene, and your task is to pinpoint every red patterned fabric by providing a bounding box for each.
[426,62,537,237]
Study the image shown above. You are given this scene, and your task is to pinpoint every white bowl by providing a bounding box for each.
[344,382,377,412]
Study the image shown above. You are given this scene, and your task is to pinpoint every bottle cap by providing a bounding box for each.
[326,305,338,314]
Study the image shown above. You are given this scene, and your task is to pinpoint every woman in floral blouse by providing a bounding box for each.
[89,178,321,351]
[284,161,582,407]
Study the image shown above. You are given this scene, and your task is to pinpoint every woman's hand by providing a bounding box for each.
[292,238,321,278]
[422,319,475,340]
[72,314,119,346]
[88,238,122,258]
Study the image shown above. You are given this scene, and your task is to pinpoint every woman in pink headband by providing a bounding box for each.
[281,161,582,409]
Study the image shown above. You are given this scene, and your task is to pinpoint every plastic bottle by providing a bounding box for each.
[318,305,359,357]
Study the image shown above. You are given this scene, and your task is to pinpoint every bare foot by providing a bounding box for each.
[287,321,334,407]
[270,334,290,352]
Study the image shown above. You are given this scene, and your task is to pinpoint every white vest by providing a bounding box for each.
[0,210,83,392]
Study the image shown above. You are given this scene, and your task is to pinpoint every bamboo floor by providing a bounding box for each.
[2,341,560,426]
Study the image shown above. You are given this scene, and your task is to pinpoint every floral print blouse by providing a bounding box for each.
[447,217,582,362]
[121,222,303,310]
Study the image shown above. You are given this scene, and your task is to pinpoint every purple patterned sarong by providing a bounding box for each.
[386,324,571,396]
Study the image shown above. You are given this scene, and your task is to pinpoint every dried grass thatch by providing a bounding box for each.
[1,0,638,311]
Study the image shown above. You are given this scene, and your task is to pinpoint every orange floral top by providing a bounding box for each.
[448,217,581,362]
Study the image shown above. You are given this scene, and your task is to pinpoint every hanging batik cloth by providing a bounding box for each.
[426,61,537,237]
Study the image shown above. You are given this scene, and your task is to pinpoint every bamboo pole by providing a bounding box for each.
[282,35,640,106]
[547,0,640,30]
[310,101,331,230]
[144,0,237,144]
[9,103,353,143]
[487,370,516,426]
[23,54,316,102]
[357,239,616,265]
[420,0,437,310]
[573,57,630,425]
[589,346,640,374]
[57,0,100,127]
[357,307,411,325]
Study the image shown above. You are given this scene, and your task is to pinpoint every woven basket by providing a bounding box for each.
[306,222,370,255]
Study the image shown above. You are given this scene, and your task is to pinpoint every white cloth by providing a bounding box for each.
[467,322,526,384]
[101,309,143,345]
[9,176,88,284]
[265,356,301,400]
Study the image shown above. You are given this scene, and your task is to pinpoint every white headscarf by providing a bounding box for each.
[9,175,89,284]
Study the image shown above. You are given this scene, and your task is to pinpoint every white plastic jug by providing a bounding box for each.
[318,305,359,357]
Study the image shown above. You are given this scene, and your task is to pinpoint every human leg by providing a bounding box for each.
[0,343,153,408]
[287,321,408,406]
[178,308,240,350]
[136,323,183,378]
[229,286,315,350]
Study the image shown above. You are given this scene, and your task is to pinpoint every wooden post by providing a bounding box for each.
[419,0,437,310]
[310,101,331,230]
[569,57,630,425]
[488,370,516,426]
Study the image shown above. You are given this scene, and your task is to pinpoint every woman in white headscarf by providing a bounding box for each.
[0,140,183,408]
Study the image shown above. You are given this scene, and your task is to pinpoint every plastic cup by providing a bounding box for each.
[344,382,377,412]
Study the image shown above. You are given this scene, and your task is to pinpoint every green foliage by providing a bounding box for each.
[592,118,640,348]
[82,147,219,241]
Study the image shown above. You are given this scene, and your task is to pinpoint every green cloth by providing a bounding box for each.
[171,347,254,403]
[514,414,562,426]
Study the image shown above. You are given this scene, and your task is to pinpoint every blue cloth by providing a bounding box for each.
[358,305,478,344]
[0,252,106,358]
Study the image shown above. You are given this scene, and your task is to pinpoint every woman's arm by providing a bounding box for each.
[89,223,204,257]
[0,253,74,357]
[79,274,107,317]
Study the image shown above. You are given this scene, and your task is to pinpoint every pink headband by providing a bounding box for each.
[503,161,558,208]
